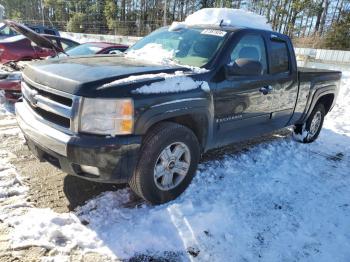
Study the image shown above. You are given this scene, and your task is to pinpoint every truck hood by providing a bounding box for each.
[23,55,191,96]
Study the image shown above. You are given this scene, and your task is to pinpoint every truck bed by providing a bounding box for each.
[298,67,342,82]
[292,67,342,126]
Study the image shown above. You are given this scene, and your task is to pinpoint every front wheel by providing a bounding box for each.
[129,122,200,204]
[293,103,326,143]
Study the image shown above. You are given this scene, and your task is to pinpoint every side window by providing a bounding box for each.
[230,34,268,74]
[270,40,289,74]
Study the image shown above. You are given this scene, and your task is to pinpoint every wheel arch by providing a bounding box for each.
[316,93,335,114]
[163,114,208,151]
[135,109,210,152]
[302,86,337,123]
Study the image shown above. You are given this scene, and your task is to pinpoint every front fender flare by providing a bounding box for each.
[134,98,214,149]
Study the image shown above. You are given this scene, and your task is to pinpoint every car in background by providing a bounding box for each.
[0,22,59,40]
[0,23,17,39]
[2,42,129,102]
[0,21,129,102]
[0,34,79,63]
[0,33,79,102]
[0,20,78,102]
[62,42,128,57]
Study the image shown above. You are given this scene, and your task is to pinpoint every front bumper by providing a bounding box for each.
[16,102,141,183]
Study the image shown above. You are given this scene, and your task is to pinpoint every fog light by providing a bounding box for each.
[80,165,100,176]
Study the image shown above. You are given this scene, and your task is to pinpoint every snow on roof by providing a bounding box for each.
[184,8,272,31]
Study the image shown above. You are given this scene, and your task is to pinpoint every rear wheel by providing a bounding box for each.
[293,103,326,143]
[129,122,200,204]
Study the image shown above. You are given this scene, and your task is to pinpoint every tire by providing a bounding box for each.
[129,122,200,204]
[293,103,326,143]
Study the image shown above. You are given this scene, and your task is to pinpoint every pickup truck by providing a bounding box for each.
[15,24,342,204]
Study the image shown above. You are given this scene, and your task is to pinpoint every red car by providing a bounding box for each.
[0,34,79,63]
[0,22,129,102]
[2,42,129,102]
[0,20,79,64]
[59,42,129,57]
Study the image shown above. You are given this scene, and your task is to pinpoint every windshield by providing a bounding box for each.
[66,43,103,56]
[128,27,227,67]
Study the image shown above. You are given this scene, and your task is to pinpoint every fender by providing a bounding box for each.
[134,97,215,151]
[301,84,337,123]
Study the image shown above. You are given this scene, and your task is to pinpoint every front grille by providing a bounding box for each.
[31,107,70,128]
[25,82,73,107]
[21,76,79,133]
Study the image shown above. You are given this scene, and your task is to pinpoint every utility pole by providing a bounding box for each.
[163,0,167,26]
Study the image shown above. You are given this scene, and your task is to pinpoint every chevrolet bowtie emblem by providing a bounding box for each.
[27,89,38,107]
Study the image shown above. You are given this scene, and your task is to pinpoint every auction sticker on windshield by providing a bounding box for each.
[201,29,227,37]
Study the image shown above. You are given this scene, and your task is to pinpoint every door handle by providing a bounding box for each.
[259,85,273,95]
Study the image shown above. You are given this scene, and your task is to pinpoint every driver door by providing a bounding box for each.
[213,32,275,147]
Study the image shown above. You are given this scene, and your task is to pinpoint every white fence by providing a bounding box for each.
[61,32,350,65]
[295,48,350,64]
[60,32,141,46]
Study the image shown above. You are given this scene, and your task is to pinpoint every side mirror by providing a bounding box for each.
[225,58,263,77]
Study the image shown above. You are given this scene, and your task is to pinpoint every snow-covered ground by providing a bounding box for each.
[0,68,349,261]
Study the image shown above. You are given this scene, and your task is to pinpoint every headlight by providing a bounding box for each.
[80,98,134,135]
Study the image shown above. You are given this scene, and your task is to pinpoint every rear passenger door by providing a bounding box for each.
[267,35,298,128]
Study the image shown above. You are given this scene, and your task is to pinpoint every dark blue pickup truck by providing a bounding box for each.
[15,24,341,204]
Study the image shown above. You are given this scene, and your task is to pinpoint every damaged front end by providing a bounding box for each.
[0,60,31,102]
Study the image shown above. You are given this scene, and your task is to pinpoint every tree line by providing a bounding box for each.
[0,0,349,49]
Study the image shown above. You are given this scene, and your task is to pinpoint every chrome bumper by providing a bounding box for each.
[16,102,71,156]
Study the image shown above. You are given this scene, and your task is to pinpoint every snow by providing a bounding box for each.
[0,97,19,137]
[102,72,182,88]
[200,81,210,92]
[184,8,272,31]
[126,43,175,65]
[168,21,187,31]
[132,72,207,94]
[0,153,26,200]
[0,91,15,116]
[102,71,210,94]
[0,151,115,260]
[0,65,350,261]
[9,208,115,257]
[0,149,29,225]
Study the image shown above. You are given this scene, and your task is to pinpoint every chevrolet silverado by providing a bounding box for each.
[15,24,341,204]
